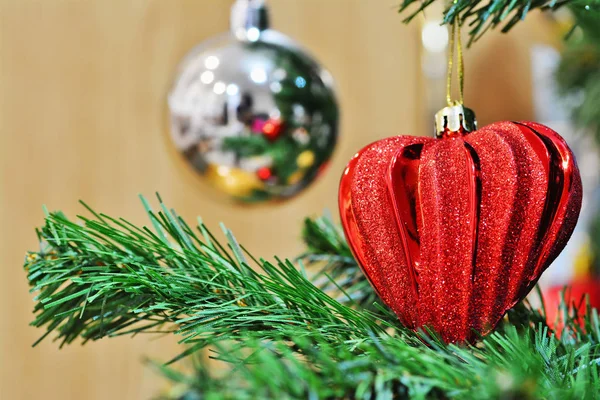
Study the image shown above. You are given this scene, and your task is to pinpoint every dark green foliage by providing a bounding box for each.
[556,3,600,276]
[158,318,600,399]
[398,0,594,45]
[299,214,382,312]
[556,2,600,146]
[24,197,600,398]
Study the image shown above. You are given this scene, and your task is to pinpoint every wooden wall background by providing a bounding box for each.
[0,1,556,398]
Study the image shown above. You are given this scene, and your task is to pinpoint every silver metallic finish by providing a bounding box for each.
[231,0,269,40]
[434,105,477,138]
[168,0,339,202]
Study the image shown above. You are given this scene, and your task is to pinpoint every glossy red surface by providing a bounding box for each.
[339,121,583,343]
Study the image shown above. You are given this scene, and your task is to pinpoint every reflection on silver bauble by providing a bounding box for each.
[168,0,339,203]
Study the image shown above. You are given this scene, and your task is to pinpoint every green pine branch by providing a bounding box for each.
[25,196,401,361]
[158,299,600,399]
[299,214,382,312]
[399,0,596,45]
[24,197,600,398]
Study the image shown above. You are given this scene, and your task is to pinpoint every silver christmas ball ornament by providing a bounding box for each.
[168,0,339,203]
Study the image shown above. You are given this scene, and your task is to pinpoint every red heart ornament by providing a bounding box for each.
[339,116,582,343]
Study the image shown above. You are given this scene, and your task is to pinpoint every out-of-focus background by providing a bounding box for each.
[1,1,597,399]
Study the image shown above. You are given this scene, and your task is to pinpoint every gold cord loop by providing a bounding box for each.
[446,18,464,107]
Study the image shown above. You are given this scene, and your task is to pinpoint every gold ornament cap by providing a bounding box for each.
[434,105,477,138]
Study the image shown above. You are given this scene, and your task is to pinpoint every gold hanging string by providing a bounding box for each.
[457,19,464,105]
[446,18,464,106]
[446,21,455,107]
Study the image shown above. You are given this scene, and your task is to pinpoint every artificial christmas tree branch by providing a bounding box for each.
[299,215,381,311]
[398,0,596,45]
[25,197,600,398]
[26,196,397,357]
[158,314,600,399]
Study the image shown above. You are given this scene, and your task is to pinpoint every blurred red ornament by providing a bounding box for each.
[262,118,283,141]
[257,167,273,181]
[339,105,582,343]
[544,279,600,330]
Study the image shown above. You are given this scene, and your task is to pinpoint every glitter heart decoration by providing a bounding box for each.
[339,107,582,343]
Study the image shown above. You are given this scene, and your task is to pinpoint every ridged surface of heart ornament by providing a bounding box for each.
[339,119,582,343]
